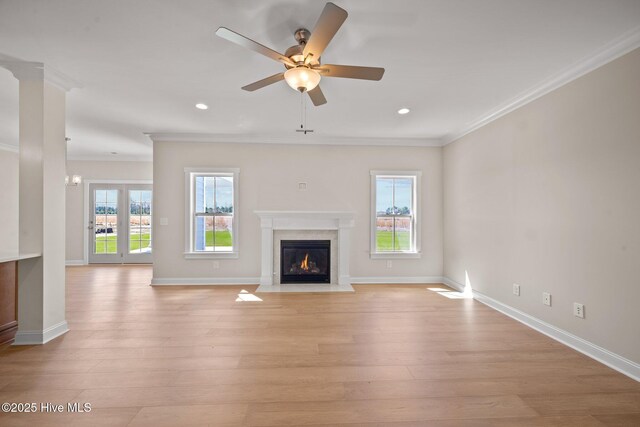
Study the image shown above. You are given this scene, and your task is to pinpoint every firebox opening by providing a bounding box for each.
[280,240,330,284]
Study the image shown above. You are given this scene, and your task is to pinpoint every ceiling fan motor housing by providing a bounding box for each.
[284,45,304,67]
[294,28,311,45]
[286,29,319,67]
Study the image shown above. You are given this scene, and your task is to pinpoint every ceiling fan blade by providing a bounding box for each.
[316,64,385,81]
[241,73,285,92]
[303,3,348,60]
[307,85,327,106]
[216,27,294,67]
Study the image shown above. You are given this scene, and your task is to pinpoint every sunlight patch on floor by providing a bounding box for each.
[235,289,263,302]
[427,288,473,299]
[432,290,472,299]
[427,278,473,299]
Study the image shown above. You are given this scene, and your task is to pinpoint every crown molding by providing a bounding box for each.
[0,60,82,92]
[0,142,19,153]
[442,25,640,145]
[43,65,83,92]
[145,132,443,147]
[67,154,152,162]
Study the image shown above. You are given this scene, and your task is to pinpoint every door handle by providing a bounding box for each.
[88,226,94,230]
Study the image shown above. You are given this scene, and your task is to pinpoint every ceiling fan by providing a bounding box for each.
[215,2,385,106]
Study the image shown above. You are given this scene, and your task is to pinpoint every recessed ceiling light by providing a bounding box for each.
[397,108,410,115]
[195,103,208,110]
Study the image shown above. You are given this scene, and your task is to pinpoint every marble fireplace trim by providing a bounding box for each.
[255,211,355,287]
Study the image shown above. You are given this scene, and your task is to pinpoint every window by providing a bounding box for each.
[370,171,421,258]
[185,168,239,258]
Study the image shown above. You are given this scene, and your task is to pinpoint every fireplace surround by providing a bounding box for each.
[254,211,354,288]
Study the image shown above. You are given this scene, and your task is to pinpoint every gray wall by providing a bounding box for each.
[443,48,640,363]
[153,142,443,281]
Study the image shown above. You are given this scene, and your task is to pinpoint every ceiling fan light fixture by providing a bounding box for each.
[284,67,321,92]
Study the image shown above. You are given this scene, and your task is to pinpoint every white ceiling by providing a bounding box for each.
[1,0,639,160]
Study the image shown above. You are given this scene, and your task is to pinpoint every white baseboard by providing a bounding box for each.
[13,320,69,345]
[443,276,640,382]
[151,277,260,285]
[351,276,445,284]
[151,276,446,286]
[442,277,465,292]
[156,276,446,288]
[65,259,85,266]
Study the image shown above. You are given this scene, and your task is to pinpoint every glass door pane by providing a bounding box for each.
[89,186,123,264]
[94,189,118,254]
[123,185,152,263]
[88,183,152,264]
[129,190,152,254]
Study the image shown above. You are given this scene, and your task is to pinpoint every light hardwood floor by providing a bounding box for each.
[0,265,638,426]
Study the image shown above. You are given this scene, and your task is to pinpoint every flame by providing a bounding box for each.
[300,253,310,271]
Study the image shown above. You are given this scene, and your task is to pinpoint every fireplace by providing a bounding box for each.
[280,240,330,284]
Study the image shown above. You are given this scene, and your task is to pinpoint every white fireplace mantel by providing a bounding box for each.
[255,211,355,287]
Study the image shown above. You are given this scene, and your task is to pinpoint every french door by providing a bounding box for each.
[88,184,153,264]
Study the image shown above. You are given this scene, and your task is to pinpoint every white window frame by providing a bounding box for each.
[370,170,421,259]
[184,167,239,259]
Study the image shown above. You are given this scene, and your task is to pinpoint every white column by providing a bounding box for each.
[0,60,80,344]
[338,217,354,285]
[260,218,274,286]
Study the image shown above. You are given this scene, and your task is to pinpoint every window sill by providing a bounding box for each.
[370,252,422,259]
[184,252,239,259]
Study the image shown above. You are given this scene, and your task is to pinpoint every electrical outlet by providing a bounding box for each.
[574,303,585,318]
[386,260,392,268]
[543,292,551,306]
[213,261,220,269]
[298,182,307,191]
[513,283,520,296]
